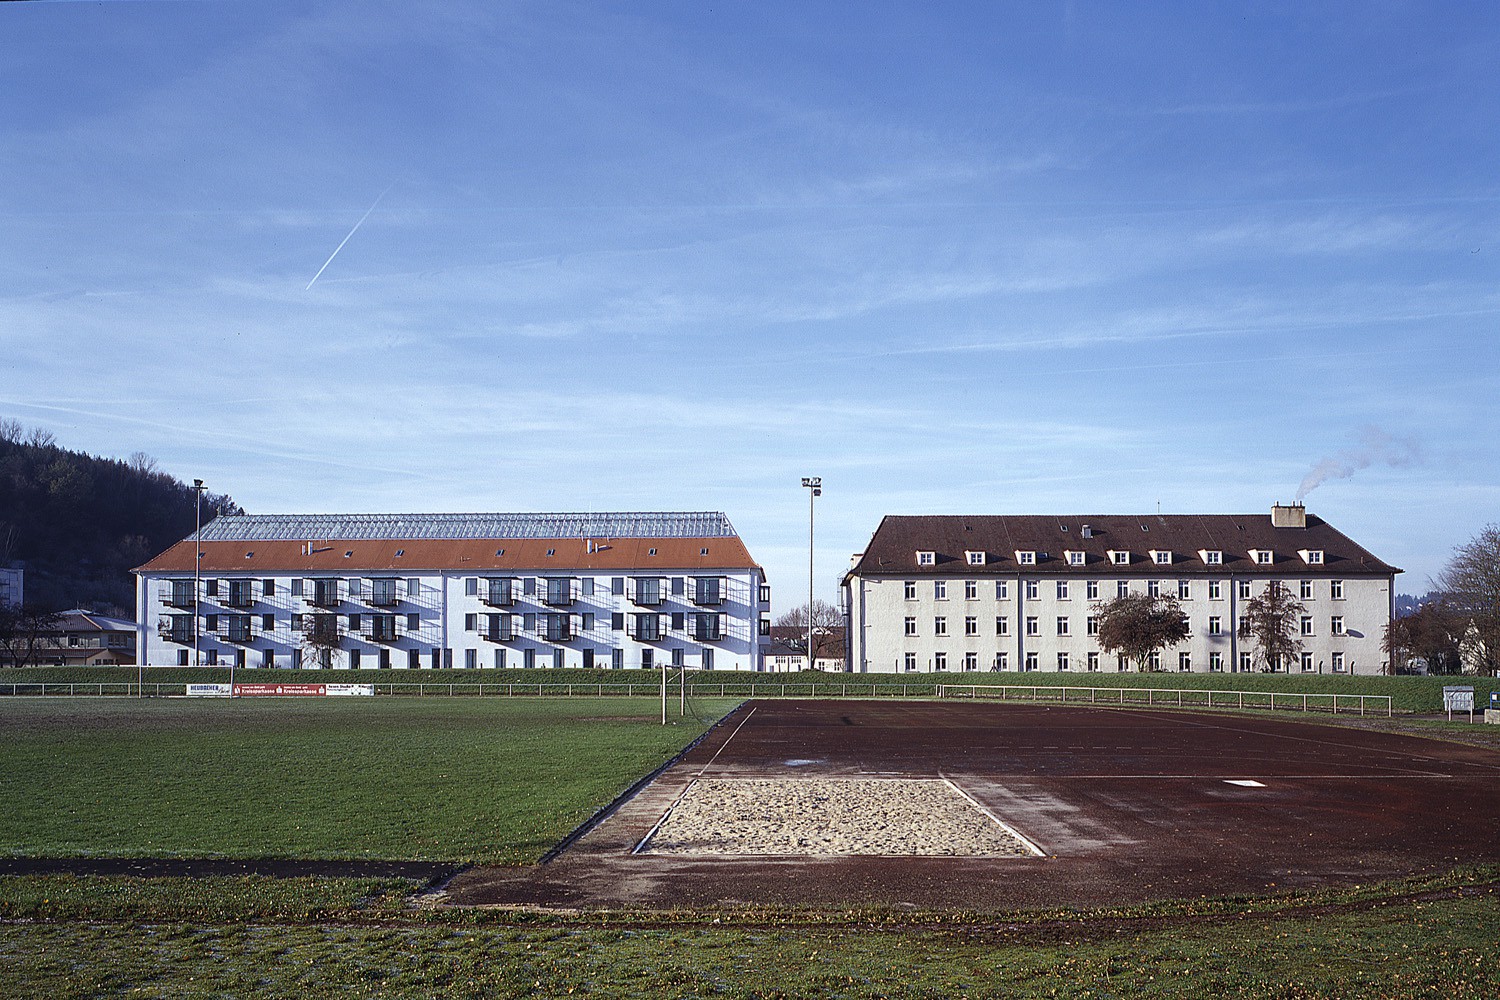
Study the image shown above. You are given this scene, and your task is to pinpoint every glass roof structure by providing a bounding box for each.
[194,512,739,542]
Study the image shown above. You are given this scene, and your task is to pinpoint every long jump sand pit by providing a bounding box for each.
[639,777,1041,857]
[446,699,1500,911]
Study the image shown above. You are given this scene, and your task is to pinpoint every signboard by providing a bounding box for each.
[233,683,328,697]
[1443,686,1474,712]
[186,683,232,698]
[326,684,375,697]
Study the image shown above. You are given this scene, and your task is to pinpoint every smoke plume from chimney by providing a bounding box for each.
[1295,425,1420,501]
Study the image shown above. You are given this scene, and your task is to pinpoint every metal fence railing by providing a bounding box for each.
[0,680,1393,716]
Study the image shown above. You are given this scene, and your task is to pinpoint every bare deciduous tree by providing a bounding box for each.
[774,599,843,666]
[1435,525,1500,676]
[1091,593,1190,672]
[1238,581,1305,672]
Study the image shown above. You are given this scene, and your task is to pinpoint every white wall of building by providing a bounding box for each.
[847,572,1392,676]
[137,567,770,671]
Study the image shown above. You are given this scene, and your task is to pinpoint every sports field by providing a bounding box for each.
[2,693,1498,998]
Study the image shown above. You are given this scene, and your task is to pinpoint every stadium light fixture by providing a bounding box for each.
[801,477,821,673]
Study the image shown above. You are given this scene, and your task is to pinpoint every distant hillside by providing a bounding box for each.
[0,420,242,615]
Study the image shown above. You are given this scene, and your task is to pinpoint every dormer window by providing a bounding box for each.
[1299,549,1325,565]
[917,550,935,566]
[1199,549,1222,565]
[1251,549,1274,565]
[1151,550,1172,565]
[965,551,986,566]
[1015,550,1036,565]
[1066,551,1086,566]
[1108,550,1130,566]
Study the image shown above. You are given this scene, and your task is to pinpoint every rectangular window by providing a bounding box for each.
[1238,616,1249,635]
[1301,651,1314,672]
[1204,550,1223,565]
[1148,580,1161,597]
[262,579,275,596]
[1300,615,1314,636]
[1208,580,1222,600]
[965,616,978,636]
[1331,580,1345,600]
[291,578,304,597]
[1331,616,1345,636]
[1086,616,1098,637]
[934,617,947,636]
[966,551,985,566]
[759,583,772,604]
[1301,580,1314,600]
[1087,651,1099,672]
[671,577,685,596]
[934,580,947,600]
[612,577,625,596]
[612,648,624,669]
[1025,616,1039,637]
[1025,652,1038,672]
[1208,616,1222,636]
[1178,580,1191,599]
[204,614,218,632]
[1148,651,1161,671]
[1068,551,1086,566]
[1154,551,1172,565]
[1056,580,1069,600]
[407,578,420,596]
[1240,652,1252,672]
[465,578,478,597]
[918,551,936,566]
[464,613,477,631]
[963,652,978,672]
[1238,581,1252,599]
[1111,551,1130,565]
[1086,580,1099,600]
[406,613,420,631]
[1332,651,1345,672]
[965,580,978,600]
[934,652,947,671]
[904,652,918,672]
[995,581,1009,600]
[204,579,219,597]
[1209,651,1223,672]
[1117,581,1130,598]
[465,648,477,670]
[347,578,362,600]
[995,616,1009,636]
[671,611,685,631]
[1017,551,1036,565]
[1179,652,1192,672]
[904,615,918,637]
[1057,652,1070,670]
[611,612,624,631]
[1256,550,1274,565]
[904,581,917,600]
[581,577,595,597]
[1056,617,1069,636]
[1025,579,1039,600]
[994,651,1008,670]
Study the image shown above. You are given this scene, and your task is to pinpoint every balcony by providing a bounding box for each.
[366,616,399,642]
[225,582,255,608]
[691,577,725,607]
[369,580,400,607]
[631,578,665,607]
[542,578,575,607]
[481,579,515,608]
[307,582,341,608]
[479,615,514,643]
[629,614,663,642]
[162,586,196,609]
[223,617,253,643]
[542,614,574,642]
[690,614,723,642]
[301,615,343,643]
[157,619,193,644]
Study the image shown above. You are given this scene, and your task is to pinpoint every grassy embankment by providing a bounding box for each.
[0,697,734,864]
[3,664,1496,714]
[0,869,1496,998]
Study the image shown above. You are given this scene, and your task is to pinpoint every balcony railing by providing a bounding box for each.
[631,578,665,607]
[369,582,400,607]
[542,579,575,607]
[366,617,399,642]
[301,615,343,643]
[225,583,255,608]
[692,577,725,606]
[307,583,340,608]
[690,615,723,642]
[481,579,515,607]
[542,615,574,642]
[479,617,514,643]
[161,587,196,609]
[223,619,253,643]
[157,622,194,644]
[630,615,663,642]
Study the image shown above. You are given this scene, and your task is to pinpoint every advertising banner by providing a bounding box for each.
[185,683,233,698]
[325,684,376,696]
[233,683,327,697]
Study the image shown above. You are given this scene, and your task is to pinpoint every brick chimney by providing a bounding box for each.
[1271,503,1307,529]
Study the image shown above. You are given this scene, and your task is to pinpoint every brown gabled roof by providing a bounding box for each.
[135,535,759,575]
[847,512,1400,579]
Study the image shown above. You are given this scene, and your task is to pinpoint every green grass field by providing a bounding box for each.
[3,664,1496,713]
[0,697,734,864]
[0,870,1495,998]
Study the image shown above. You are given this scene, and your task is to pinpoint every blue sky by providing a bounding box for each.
[2,1,1496,609]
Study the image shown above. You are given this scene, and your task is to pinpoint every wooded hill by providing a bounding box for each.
[0,421,242,615]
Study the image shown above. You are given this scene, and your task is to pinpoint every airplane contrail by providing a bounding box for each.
[305,184,393,290]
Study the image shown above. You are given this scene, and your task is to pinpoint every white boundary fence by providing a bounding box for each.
[0,680,1393,716]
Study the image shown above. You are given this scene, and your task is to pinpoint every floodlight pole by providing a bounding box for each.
[192,479,205,670]
[660,658,667,725]
[801,477,822,673]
